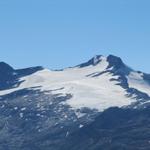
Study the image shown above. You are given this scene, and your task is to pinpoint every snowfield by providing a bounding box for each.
[0,55,150,112]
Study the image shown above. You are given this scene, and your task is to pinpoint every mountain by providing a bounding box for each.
[0,55,150,150]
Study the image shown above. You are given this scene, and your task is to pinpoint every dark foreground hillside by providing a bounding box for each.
[62,107,150,150]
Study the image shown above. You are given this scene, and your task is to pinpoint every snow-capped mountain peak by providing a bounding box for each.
[0,55,150,113]
[1,54,150,150]
[77,54,130,72]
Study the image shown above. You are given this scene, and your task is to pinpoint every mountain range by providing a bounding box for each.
[0,55,150,150]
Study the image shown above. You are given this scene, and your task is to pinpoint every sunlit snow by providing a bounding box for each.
[0,56,143,112]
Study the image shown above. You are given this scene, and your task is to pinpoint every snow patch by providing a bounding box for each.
[19,113,24,118]
[14,107,18,110]
[127,72,150,96]
[21,107,26,111]
[79,124,84,128]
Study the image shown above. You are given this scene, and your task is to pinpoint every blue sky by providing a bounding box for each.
[0,0,150,72]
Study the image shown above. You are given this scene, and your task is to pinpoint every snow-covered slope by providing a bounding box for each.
[127,71,150,96]
[0,55,150,112]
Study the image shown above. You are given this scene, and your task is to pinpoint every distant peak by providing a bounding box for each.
[0,62,14,72]
[78,55,104,68]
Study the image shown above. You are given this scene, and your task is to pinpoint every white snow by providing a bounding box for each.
[37,103,40,108]
[64,114,68,119]
[0,57,137,112]
[19,113,24,118]
[75,111,86,118]
[127,72,150,96]
[66,131,69,137]
[21,107,26,111]
[38,129,41,132]
[1,105,5,108]
[14,107,18,110]
[36,114,41,117]
[79,124,84,128]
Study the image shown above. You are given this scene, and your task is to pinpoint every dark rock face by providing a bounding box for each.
[63,107,150,150]
[106,55,132,75]
[107,55,125,69]
[0,62,14,73]
[143,73,150,84]
[0,62,43,90]
[0,62,16,90]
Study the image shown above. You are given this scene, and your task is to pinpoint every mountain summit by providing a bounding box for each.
[107,55,126,69]
[78,54,128,70]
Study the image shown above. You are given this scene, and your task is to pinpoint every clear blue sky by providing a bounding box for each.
[0,0,150,72]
